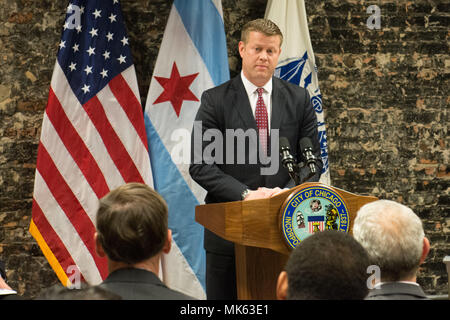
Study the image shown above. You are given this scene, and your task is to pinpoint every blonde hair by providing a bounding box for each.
[241,18,283,46]
[96,183,168,264]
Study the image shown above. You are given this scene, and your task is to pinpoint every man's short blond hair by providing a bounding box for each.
[241,18,283,46]
[96,183,168,264]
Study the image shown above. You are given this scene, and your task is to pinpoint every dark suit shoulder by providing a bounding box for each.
[99,268,196,300]
[201,76,240,101]
[272,76,310,98]
[366,282,428,300]
[206,75,239,91]
[196,75,246,130]
[0,293,24,300]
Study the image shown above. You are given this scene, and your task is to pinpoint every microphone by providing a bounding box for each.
[299,137,317,174]
[279,137,296,177]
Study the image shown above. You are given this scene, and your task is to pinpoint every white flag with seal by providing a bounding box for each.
[265,0,331,185]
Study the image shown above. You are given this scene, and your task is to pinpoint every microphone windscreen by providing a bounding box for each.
[279,136,291,151]
[299,137,313,151]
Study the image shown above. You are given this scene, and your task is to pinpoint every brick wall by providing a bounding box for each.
[304,0,449,294]
[0,0,448,298]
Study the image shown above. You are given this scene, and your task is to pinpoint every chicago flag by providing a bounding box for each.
[265,0,331,185]
[144,0,229,299]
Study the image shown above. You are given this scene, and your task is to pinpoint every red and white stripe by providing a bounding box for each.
[31,62,152,285]
[308,221,325,234]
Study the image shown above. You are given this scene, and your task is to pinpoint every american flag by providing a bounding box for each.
[29,0,152,286]
[308,215,325,234]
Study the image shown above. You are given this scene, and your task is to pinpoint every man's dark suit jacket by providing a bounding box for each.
[366,282,429,300]
[98,268,195,300]
[190,74,322,256]
[0,293,22,300]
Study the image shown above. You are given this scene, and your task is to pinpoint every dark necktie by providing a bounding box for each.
[255,88,268,155]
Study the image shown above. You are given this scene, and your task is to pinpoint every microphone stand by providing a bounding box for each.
[297,158,322,184]
[280,155,318,186]
[279,137,320,186]
[287,163,300,186]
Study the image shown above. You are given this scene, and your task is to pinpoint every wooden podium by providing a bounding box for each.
[195,182,378,300]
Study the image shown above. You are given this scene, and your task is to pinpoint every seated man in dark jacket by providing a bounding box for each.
[353,200,430,300]
[276,230,370,300]
[95,183,195,300]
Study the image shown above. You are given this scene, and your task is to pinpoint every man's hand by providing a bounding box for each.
[243,187,286,200]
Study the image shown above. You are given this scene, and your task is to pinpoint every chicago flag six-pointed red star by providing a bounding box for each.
[153,62,199,117]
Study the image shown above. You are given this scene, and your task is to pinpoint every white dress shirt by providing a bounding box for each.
[240,71,273,130]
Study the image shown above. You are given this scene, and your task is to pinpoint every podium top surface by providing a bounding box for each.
[195,183,378,255]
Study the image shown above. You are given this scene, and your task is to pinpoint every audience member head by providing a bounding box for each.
[94,183,171,273]
[277,230,370,300]
[353,199,429,283]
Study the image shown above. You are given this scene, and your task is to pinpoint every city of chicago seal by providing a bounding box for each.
[281,186,350,249]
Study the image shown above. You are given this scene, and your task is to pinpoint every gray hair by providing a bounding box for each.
[353,200,424,281]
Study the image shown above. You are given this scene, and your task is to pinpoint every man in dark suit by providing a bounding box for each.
[190,19,322,300]
[276,230,370,300]
[94,183,195,300]
[353,200,430,300]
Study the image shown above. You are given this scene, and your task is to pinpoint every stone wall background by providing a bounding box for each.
[0,0,448,298]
